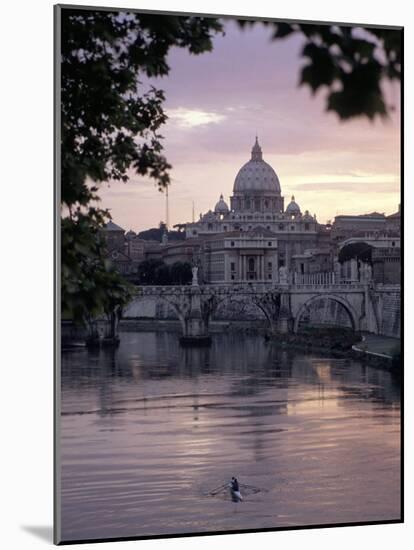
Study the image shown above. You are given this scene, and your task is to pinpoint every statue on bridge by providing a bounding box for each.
[360,261,373,283]
[279,265,288,285]
[192,265,199,286]
[333,259,341,283]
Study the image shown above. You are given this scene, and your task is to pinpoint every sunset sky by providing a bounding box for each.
[98,19,401,233]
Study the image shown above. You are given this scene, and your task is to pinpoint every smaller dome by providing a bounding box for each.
[285,195,301,216]
[303,209,313,221]
[214,193,229,214]
[201,210,216,221]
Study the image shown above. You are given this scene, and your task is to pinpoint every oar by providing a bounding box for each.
[209,482,228,495]
[210,483,228,495]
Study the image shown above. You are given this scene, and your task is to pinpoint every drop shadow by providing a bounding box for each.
[21,525,53,543]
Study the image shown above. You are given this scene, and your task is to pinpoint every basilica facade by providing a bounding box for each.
[184,138,331,283]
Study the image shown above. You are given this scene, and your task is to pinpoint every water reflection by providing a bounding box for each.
[60,331,401,542]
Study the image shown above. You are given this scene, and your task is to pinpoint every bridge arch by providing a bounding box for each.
[209,293,270,326]
[293,294,360,333]
[160,297,188,333]
[123,293,188,333]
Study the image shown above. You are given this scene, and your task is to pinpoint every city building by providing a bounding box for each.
[101,138,400,286]
[100,221,145,277]
[331,212,387,242]
[338,235,401,285]
[386,205,401,233]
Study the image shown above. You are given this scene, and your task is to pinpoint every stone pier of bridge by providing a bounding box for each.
[179,285,212,346]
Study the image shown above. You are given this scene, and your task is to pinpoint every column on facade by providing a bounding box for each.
[261,255,265,281]
[276,253,280,282]
[238,254,242,282]
[350,258,358,281]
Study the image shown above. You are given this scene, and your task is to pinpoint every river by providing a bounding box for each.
[59,331,401,542]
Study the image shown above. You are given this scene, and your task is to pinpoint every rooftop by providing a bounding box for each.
[104,220,125,232]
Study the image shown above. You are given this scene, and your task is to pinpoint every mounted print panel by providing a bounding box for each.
[55,4,403,545]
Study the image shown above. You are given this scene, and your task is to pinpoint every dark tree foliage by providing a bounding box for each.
[60,8,222,321]
[137,259,191,285]
[61,209,133,322]
[238,20,401,120]
[338,242,373,264]
[170,262,192,285]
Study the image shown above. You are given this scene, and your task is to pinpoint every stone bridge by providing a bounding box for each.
[124,280,398,344]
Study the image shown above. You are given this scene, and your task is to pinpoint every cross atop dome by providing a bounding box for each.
[251,136,263,161]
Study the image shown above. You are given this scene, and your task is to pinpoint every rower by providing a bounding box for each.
[229,477,243,502]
